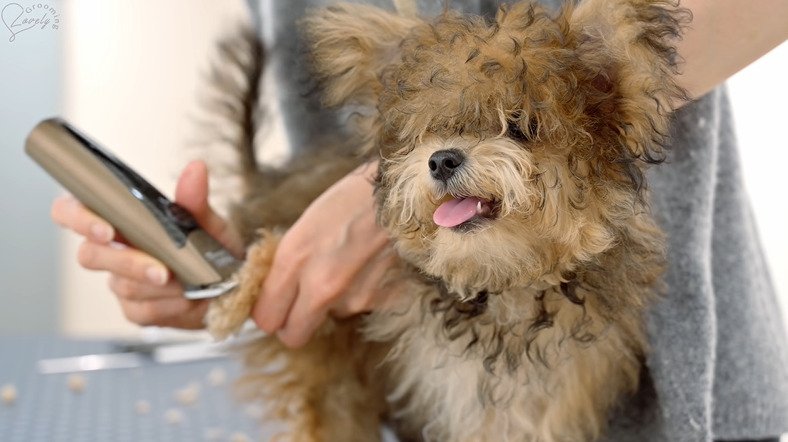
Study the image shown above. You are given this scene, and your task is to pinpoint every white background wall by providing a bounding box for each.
[728,44,788,306]
[0,2,60,333]
[1,1,785,337]
[58,0,248,336]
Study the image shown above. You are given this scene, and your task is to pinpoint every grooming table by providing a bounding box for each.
[0,336,270,441]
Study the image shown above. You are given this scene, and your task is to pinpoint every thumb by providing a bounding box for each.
[175,160,244,257]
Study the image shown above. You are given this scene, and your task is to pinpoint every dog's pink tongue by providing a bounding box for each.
[433,197,482,227]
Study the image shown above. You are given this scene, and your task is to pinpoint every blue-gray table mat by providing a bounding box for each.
[0,336,274,442]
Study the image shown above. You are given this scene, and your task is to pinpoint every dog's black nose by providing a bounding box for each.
[428,149,465,182]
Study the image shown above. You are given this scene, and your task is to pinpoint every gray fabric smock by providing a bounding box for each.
[245,1,788,440]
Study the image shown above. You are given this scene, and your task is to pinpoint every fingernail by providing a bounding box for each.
[145,266,168,286]
[90,223,113,242]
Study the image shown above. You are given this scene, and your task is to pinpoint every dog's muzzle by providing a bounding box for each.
[428,149,465,183]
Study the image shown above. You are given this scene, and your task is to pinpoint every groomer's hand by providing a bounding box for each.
[252,161,399,348]
[50,160,244,329]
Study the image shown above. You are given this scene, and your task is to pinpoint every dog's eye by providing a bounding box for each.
[506,117,537,143]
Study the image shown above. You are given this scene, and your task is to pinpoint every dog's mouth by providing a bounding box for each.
[433,196,499,232]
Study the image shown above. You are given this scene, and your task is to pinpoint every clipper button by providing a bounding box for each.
[166,203,199,231]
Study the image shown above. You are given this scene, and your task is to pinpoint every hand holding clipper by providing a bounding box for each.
[26,118,241,299]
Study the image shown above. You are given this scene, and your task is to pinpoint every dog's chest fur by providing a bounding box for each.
[363,279,635,441]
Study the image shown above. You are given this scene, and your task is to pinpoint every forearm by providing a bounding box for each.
[675,0,788,102]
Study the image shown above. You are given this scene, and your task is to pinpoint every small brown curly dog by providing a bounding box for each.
[204,0,689,440]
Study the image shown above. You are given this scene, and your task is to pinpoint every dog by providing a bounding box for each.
[204,1,689,440]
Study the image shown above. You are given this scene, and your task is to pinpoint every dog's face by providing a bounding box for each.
[306,1,685,296]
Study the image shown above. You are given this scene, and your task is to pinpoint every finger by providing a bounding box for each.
[108,275,183,302]
[259,207,387,339]
[251,242,303,334]
[163,301,210,329]
[331,248,400,317]
[175,160,244,257]
[121,296,208,329]
[272,239,388,348]
[51,194,115,243]
[275,294,330,349]
[79,241,171,286]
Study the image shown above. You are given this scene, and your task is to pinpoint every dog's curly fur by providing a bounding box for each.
[204,1,689,440]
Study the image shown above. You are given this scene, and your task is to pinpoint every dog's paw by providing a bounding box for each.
[206,229,280,340]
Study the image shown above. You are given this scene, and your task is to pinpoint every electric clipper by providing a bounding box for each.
[25,117,240,299]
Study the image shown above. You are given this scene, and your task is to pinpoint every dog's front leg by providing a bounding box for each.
[237,320,388,442]
[206,230,389,442]
[206,229,280,339]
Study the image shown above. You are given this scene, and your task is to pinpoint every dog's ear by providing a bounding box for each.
[568,0,690,190]
[303,3,421,110]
